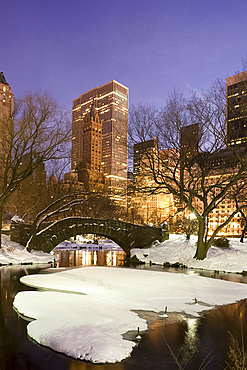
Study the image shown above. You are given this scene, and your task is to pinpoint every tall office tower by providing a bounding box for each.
[180,123,200,159]
[226,71,247,146]
[72,80,128,205]
[133,138,158,183]
[0,72,13,122]
[0,72,13,183]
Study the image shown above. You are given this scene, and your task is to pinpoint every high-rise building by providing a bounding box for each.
[130,138,179,225]
[81,100,102,172]
[180,123,200,160]
[226,71,247,146]
[72,80,128,205]
[133,138,158,183]
[0,72,13,186]
[0,72,13,123]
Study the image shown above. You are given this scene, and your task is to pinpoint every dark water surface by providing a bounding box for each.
[1,259,247,369]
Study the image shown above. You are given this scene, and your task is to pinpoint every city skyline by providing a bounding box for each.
[1,0,247,111]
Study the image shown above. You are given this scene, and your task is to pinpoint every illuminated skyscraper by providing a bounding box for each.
[226,71,247,146]
[0,72,13,181]
[72,80,128,205]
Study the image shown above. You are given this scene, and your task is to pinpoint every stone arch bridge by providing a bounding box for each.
[11,218,169,256]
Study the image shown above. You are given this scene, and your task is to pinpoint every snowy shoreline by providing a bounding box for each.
[2,233,247,275]
[0,234,56,266]
[131,234,247,274]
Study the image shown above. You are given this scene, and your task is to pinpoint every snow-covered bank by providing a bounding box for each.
[0,234,55,265]
[13,266,247,363]
[131,234,247,273]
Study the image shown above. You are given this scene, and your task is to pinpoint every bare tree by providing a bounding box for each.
[27,192,85,248]
[7,159,48,222]
[0,91,71,246]
[229,182,247,242]
[129,80,247,260]
[242,54,247,71]
[79,192,124,219]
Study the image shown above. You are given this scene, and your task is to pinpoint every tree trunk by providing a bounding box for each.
[240,221,247,243]
[0,206,3,248]
[193,218,209,260]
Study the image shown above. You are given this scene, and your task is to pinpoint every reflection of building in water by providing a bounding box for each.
[179,318,200,366]
[55,249,125,267]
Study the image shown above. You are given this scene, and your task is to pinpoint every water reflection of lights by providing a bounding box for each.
[82,251,86,265]
[82,251,91,266]
[86,251,90,265]
[179,318,200,365]
[93,250,97,265]
[186,318,199,342]
[106,251,117,266]
[80,251,94,266]
[106,251,112,266]
[56,254,60,268]
[187,270,199,276]
[55,249,125,267]
[113,251,117,266]
[69,253,73,267]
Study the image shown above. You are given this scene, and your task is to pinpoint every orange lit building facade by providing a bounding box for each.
[129,141,180,225]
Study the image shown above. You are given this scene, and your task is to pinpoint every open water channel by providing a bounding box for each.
[1,249,247,369]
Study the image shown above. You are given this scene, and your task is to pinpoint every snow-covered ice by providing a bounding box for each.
[13,266,247,363]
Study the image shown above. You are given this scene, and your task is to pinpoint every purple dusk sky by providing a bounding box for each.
[1,0,247,111]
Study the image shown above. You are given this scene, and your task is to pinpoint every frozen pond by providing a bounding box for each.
[1,264,247,368]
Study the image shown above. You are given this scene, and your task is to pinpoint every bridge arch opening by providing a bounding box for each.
[53,234,127,268]
[54,233,124,252]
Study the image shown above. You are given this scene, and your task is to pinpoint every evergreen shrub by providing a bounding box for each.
[212,237,230,249]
